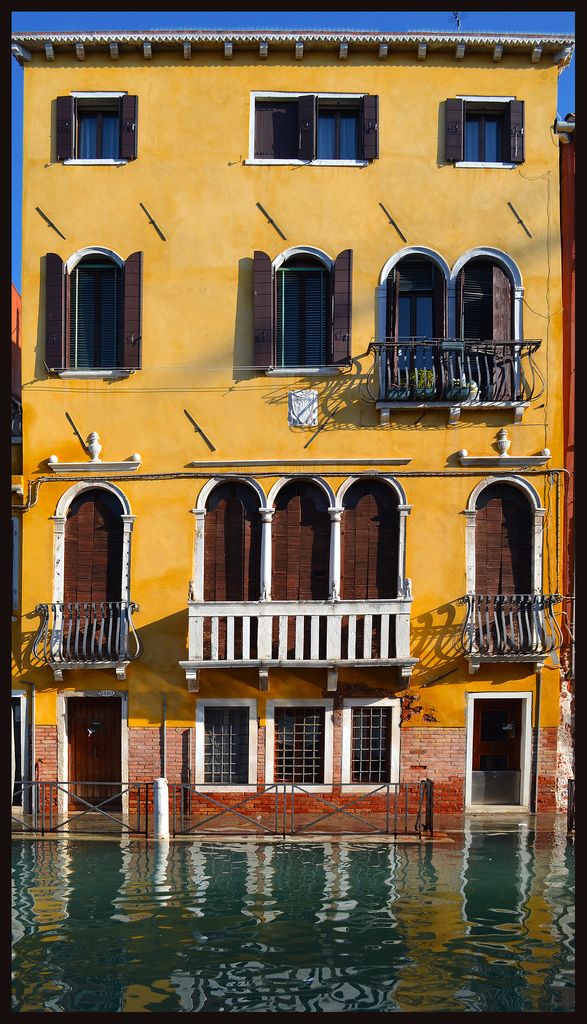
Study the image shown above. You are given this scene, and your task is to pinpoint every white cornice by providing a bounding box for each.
[11,29,574,64]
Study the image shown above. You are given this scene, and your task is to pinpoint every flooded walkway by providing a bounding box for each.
[12,816,574,1012]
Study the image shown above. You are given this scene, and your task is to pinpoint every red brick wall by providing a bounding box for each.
[128,727,161,783]
[34,725,58,779]
[400,726,466,813]
[533,726,558,811]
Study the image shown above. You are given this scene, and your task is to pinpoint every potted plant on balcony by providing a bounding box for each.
[444,376,472,402]
[410,367,436,400]
[386,382,412,400]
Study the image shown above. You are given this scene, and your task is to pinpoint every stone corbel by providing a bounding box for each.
[326,667,338,693]
[258,667,269,692]
[186,669,200,693]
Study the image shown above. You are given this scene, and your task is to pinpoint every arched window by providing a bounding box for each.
[204,482,261,601]
[68,254,122,369]
[64,488,124,604]
[474,482,532,594]
[272,481,330,600]
[252,248,352,369]
[385,254,447,400]
[277,255,329,367]
[341,480,399,599]
[456,257,515,400]
[45,249,143,372]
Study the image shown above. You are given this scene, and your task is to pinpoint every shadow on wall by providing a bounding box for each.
[409,599,466,679]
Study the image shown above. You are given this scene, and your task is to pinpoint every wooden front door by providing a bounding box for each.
[472,699,522,804]
[68,697,122,811]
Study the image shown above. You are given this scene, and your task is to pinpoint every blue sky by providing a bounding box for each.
[11,10,575,291]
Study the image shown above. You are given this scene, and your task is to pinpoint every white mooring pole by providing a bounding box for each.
[153,777,170,839]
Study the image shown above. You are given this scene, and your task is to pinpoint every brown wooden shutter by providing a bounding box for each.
[433,264,446,337]
[475,485,532,594]
[204,484,261,601]
[331,249,352,364]
[272,482,329,601]
[64,490,123,604]
[361,95,379,160]
[122,251,142,368]
[445,98,464,162]
[298,95,316,161]
[253,251,274,367]
[45,253,66,369]
[119,95,138,160]
[492,264,513,398]
[341,481,398,599]
[56,96,75,161]
[506,100,525,163]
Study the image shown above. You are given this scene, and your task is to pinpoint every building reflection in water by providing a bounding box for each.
[11,830,574,1013]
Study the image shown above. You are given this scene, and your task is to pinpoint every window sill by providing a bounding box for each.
[62,159,128,166]
[53,369,135,379]
[191,784,257,793]
[265,367,343,377]
[455,161,516,169]
[245,158,368,167]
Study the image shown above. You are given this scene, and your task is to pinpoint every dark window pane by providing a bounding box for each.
[275,708,325,783]
[415,296,433,338]
[277,261,328,366]
[204,707,249,784]
[484,118,501,162]
[351,707,391,783]
[317,112,335,158]
[465,117,480,160]
[339,113,358,158]
[78,112,98,159]
[101,112,120,159]
[69,258,120,368]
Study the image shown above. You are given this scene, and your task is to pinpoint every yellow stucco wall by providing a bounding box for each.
[15,48,565,730]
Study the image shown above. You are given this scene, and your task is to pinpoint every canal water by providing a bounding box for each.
[12,822,574,1013]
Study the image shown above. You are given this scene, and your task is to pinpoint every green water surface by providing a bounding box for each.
[12,824,574,1012]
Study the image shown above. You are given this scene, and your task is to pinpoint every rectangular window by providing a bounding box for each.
[274,707,325,783]
[251,93,377,163]
[351,706,392,783]
[69,259,122,368]
[57,93,138,163]
[204,707,249,784]
[341,698,400,788]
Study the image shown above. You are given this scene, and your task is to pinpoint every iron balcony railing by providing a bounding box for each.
[458,594,562,658]
[33,601,142,668]
[369,338,543,405]
[11,397,22,440]
[183,596,414,669]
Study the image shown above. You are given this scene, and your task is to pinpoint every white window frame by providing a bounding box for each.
[63,92,129,166]
[465,691,533,810]
[265,698,334,790]
[11,691,28,806]
[455,95,517,169]
[246,92,369,166]
[341,697,401,791]
[195,699,258,791]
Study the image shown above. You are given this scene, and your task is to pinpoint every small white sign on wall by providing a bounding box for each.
[288,389,318,427]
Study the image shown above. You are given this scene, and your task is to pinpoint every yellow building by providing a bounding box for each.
[11,28,574,822]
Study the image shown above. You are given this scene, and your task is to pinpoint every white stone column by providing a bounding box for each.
[328,506,344,600]
[259,507,274,600]
[153,777,170,840]
[50,515,67,603]
[396,504,412,596]
[464,510,477,593]
[190,509,206,601]
[120,515,136,603]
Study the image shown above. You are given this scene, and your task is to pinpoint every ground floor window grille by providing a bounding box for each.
[351,706,392,783]
[204,707,249,784]
[274,707,325,783]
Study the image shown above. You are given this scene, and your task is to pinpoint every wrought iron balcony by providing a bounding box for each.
[180,595,416,692]
[369,338,543,422]
[11,397,22,440]
[457,594,562,667]
[33,601,142,680]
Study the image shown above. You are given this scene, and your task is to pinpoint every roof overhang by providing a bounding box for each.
[11,29,575,66]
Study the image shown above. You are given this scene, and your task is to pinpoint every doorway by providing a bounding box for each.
[466,693,532,809]
[67,696,122,811]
